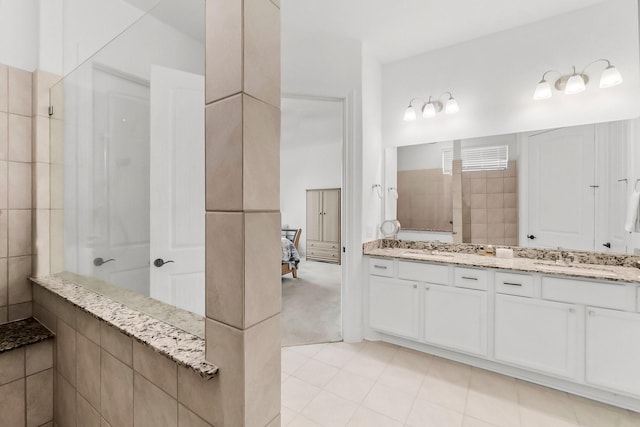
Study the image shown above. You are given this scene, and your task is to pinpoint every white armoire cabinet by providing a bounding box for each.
[306,188,341,264]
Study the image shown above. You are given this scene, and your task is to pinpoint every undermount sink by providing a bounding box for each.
[402,250,455,258]
[532,261,618,275]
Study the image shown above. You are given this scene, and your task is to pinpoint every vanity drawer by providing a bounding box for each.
[369,258,395,277]
[542,277,636,311]
[398,261,449,285]
[495,272,534,297]
[454,267,488,290]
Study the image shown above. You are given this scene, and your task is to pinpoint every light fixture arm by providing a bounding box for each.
[407,97,425,108]
[539,69,560,82]
[581,58,612,74]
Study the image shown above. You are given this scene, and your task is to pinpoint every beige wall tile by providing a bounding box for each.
[134,373,178,427]
[504,177,517,193]
[0,258,6,306]
[32,116,49,163]
[487,223,505,239]
[486,193,503,209]
[487,208,505,224]
[205,212,244,327]
[33,211,50,277]
[486,169,504,178]
[242,92,280,211]
[269,0,280,8]
[504,193,517,209]
[244,0,281,107]
[0,347,24,385]
[8,255,32,304]
[57,319,77,386]
[470,209,487,225]
[32,70,59,118]
[0,65,7,112]
[471,237,488,244]
[471,223,487,238]
[8,210,31,256]
[50,163,63,209]
[0,378,25,426]
[101,323,133,366]
[244,212,281,327]
[8,67,32,116]
[205,95,243,211]
[505,223,518,240]
[0,209,6,258]
[26,339,53,376]
[8,114,31,162]
[0,306,7,324]
[470,194,486,209]
[8,162,32,208]
[26,368,53,427]
[244,315,281,427]
[50,209,64,273]
[49,119,64,165]
[486,177,504,193]
[177,364,222,426]
[8,302,32,321]
[265,414,281,426]
[0,161,7,210]
[471,178,487,194]
[505,238,518,246]
[506,160,518,177]
[204,319,242,425]
[32,303,55,333]
[504,208,518,224]
[0,112,7,160]
[178,403,213,427]
[55,372,76,427]
[33,163,50,209]
[75,307,100,344]
[133,340,177,398]
[77,392,101,427]
[54,295,75,328]
[77,333,101,408]
[101,350,133,427]
[205,0,242,104]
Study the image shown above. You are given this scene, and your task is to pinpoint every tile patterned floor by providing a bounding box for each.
[281,340,640,427]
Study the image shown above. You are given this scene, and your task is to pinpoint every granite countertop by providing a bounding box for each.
[0,318,54,353]
[364,240,640,284]
[31,276,218,379]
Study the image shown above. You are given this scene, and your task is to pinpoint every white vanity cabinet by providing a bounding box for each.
[495,294,577,378]
[585,307,640,397]
[369,276,419,339]
[423,283,487,356]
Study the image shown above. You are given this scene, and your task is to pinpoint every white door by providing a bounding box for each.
[586,307,640,397]
[422,284,487,356]
[149,65,205,315]
[596,121,628,253]
[90,67,151,295]
[495,294,577,379]
[527,125,596,250]
[369,277,419,339]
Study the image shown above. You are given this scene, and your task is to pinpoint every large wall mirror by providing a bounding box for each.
[387,119,633,254]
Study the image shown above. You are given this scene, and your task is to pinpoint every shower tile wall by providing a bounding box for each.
[462,160,518,245]
[396,169,453,231]
[0,64,34,324]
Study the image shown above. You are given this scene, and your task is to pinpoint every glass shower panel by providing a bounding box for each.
[49,0,205,319]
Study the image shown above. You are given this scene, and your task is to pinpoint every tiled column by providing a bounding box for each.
[205,1,281,426]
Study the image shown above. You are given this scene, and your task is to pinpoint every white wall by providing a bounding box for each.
[0,0,39,70]
[382,0,640,147]
[38,0,63,75]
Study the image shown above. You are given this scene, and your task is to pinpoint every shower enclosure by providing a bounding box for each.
[49,0,206,316]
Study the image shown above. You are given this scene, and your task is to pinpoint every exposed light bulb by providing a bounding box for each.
[600,65,623,88]
[422,102,436,118]
[445,97,459,114]
[565,74,586,95]
[403,106,416,121]
[533,80,552,100]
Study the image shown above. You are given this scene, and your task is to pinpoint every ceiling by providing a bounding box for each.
[281,0,610,63]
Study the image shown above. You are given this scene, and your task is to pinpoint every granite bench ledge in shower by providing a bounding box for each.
[0,318,54,353]
[30,275,219,379]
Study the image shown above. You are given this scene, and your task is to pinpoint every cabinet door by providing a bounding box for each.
[369,276,419,339]
[322,189,340,243]
[586,307,640,396]
[306,191,322,242]
[423,284,487,356]
[495,295,577,378]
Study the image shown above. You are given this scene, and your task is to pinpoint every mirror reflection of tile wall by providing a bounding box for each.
[462,160,518,245]
[397,169,453,231]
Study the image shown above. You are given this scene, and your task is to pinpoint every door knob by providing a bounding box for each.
[527,234,536,240]
[602,242,611,248]
[153,258,174,268]
[93,257,115,266]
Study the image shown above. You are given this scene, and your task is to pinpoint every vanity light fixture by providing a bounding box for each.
[533,59,622,100]
[403,92,460,121]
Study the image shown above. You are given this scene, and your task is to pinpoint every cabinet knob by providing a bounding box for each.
[568,308,575,313]
[588,310,595,316]
[413,284,418,289]
[425,286,430,290]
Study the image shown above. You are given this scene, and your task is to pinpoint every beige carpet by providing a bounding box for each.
[281,260,342,347]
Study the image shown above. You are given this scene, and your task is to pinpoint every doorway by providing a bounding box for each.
[280,95,345,346]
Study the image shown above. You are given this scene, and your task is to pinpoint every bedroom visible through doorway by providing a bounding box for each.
[280,95,344,347]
